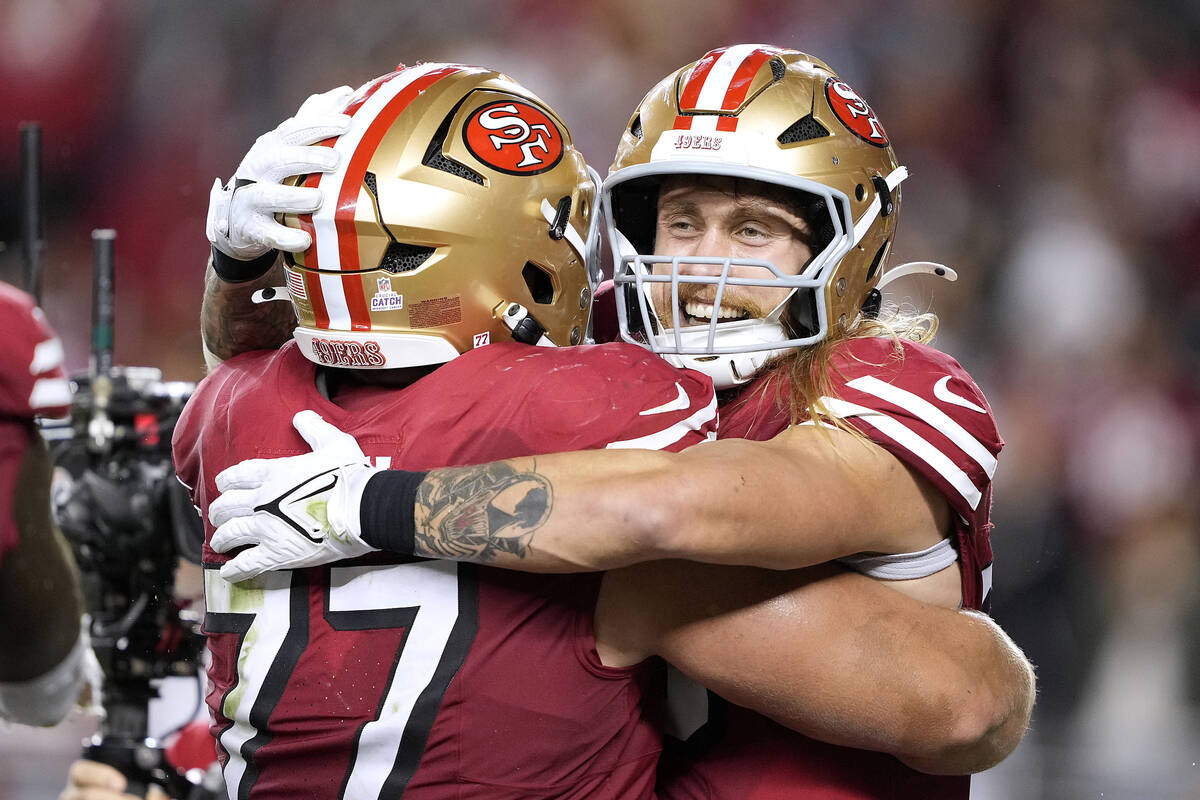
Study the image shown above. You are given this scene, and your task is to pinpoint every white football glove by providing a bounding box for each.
[206,85,355,260]
[209,410,382,583]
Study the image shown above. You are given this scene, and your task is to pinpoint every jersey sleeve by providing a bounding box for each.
[518,342,717,454]
[0,283,71,419]
[822,338,1002,608]
[172,357,244,500]
[427,341,718,457]
[824,338,1001,521]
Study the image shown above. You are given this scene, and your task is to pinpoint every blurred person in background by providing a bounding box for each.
[0,281,85,727]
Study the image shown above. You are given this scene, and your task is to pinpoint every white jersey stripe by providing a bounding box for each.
[30,336,64,374]
[606,392,717,451]
[311,63,452,328]
[819,396,983,509]
[29,376,71,411]
[845,375,998,479]
[204,569,294,798]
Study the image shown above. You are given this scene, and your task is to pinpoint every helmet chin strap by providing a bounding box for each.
[500,302,556,347]
[665,348,782,391]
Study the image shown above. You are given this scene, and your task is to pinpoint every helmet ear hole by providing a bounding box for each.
[522,262,556,304]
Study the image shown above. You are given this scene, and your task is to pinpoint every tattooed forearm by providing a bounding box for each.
[201,257,297,366]
[412,461,553,562]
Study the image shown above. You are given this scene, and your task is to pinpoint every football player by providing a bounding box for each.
[0,281,85,727]
[207,47,1033,798]
[172,57,1033,800]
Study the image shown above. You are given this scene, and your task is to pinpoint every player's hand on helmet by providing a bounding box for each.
[206,85,354,260]
[209,410,381,583]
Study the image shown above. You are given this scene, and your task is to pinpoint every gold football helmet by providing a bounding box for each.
[605,45,909,388]
[281,63,599,369]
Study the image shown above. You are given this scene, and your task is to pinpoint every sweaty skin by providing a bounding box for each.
[201,257,295,370]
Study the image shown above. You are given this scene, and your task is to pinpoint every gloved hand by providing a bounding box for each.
[209,410,382,582]
[206,85,354,261]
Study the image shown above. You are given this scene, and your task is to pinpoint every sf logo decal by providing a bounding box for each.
[464,100,565,174]
[824,78,889,147]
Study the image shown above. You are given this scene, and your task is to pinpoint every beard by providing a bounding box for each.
[653,280,774,329]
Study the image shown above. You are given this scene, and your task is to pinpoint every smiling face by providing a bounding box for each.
[650,175,816,328]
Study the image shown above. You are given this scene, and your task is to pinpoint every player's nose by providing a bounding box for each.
[677,230,735,276]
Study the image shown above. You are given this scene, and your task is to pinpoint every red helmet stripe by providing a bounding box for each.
[674,45,782,133]
[719,47,779,112]
[328,65,463,330]
[297,171,331,329]
[678,47,726,110]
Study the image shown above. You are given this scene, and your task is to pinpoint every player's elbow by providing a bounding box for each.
[900,653,1036,775]
[618,464,716,563]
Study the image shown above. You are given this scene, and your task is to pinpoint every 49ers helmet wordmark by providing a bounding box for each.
[605,45,909,389]
[281,63,600,369]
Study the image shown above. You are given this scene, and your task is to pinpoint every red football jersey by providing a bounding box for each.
[173,340,717,800]
[0,282,71,420]
[661,336,1002,800]
[0,282,70,561]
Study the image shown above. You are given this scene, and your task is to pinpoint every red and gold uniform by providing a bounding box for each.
[660,336,1002,800]
[174,340,717,800]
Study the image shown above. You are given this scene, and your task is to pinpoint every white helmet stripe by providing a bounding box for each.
[318,272,352,329]
[310,63,459,329]
[695,44,767,110]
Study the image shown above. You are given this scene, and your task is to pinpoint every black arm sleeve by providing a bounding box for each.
[358,469,428,555]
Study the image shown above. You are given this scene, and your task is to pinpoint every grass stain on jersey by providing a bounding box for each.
[224,624,259,720]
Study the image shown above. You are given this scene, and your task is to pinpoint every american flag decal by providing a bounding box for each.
[286,269,307,299]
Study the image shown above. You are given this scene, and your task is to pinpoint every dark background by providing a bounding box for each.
[1,1,1197,797]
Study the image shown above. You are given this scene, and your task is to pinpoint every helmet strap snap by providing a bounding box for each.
[861,288,882,318]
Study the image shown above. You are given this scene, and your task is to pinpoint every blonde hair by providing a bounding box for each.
[763,302,939,431]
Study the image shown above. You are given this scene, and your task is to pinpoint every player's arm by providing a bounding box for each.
[201,255,294,369]
[209,414,945,579]
[201,85,354,368]
[596,561,1035,775]
[359,422,946,572]
[0,422,85,726]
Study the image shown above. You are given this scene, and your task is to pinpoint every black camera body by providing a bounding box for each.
[46,366,210,798]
